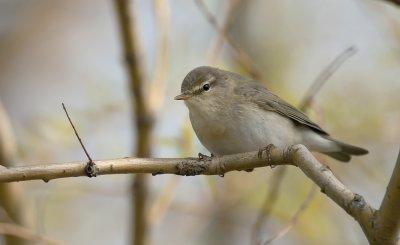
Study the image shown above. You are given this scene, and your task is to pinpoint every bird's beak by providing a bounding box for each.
[174,92,191,100]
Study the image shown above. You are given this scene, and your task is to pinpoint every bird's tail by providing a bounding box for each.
[323,137,369,162]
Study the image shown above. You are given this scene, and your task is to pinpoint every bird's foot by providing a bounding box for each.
[198,152,213,161]
[258,144,275,164]
[85,160,98,177]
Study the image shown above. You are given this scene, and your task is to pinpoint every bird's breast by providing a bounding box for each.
[188,102,298,156]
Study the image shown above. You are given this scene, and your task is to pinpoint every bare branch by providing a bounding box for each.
[0,222,61,245]
[0,99,33,245]
[0,145,378,241]
[383,0,400,7]
[299,46,357,111]
[148,176,180,226]
[264,185,318,244]
[194,0,263,80]
[113,0,155,244]
[207,0,244,64]
[374,148,400,244]
[149,0,170,113]
[251,167,287,245]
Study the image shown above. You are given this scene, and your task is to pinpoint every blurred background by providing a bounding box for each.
[0,0,399,244]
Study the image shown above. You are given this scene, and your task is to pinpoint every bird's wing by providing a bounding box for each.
[234,81,328,135]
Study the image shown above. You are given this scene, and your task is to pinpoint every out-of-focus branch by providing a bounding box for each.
[299,46,357,111]
[373,149,400,244]
[264,185,318,244]
[148,122,193,227]
[148,0,170,113]
[207,0,244,64]
[194,0,263,80]
[382,0,400,7]
[251,167,287,245]
[0,100,31,245]
[148,176,180,226]
[0,222,60,245]
[0,102,15,168]
[113,1,155,245]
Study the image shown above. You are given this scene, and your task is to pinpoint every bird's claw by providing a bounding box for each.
[258,144,275,164]
[198,153,213,161]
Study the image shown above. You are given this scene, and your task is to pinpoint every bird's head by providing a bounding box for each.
[175,66,237,111]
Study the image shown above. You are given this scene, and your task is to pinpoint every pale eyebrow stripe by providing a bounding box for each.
[190,76,216,94]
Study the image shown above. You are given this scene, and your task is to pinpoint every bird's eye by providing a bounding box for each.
[203,83,210,91]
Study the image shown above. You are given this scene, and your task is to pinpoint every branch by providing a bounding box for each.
[264,185,318,244]
[207,0,244,64]
[374,148,400,244]
[0,99,33,245]
[194,0,263,80]
[382,0,400,7]
[113,0,155,244]
[0,145,378,239]
[148,0,170,113]
[0,222,60,245]
[251,167,287,245]
[299,46,357,111]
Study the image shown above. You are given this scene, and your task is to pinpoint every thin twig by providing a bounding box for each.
[62,103,92,162]
[149,0,170,113]
[207,0,244,64]
[194,0,263,80]
[299,46,357,111]
[264,185,318,244]
[148,176,180,226]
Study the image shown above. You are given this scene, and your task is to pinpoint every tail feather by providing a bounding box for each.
[325,152,351,162]
[322,137,368,162]
[336,141,369,155]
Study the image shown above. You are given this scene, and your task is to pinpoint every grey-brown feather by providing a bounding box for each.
[234,81,328,135]
[180,66,368,162]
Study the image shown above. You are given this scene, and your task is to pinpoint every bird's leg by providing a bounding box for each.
[258,144,276,168]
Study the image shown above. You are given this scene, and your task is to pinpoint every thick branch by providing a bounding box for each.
[374,149,400,244]
[0,145,377,240]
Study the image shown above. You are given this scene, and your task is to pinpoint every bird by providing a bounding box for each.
[175,66,368,162]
